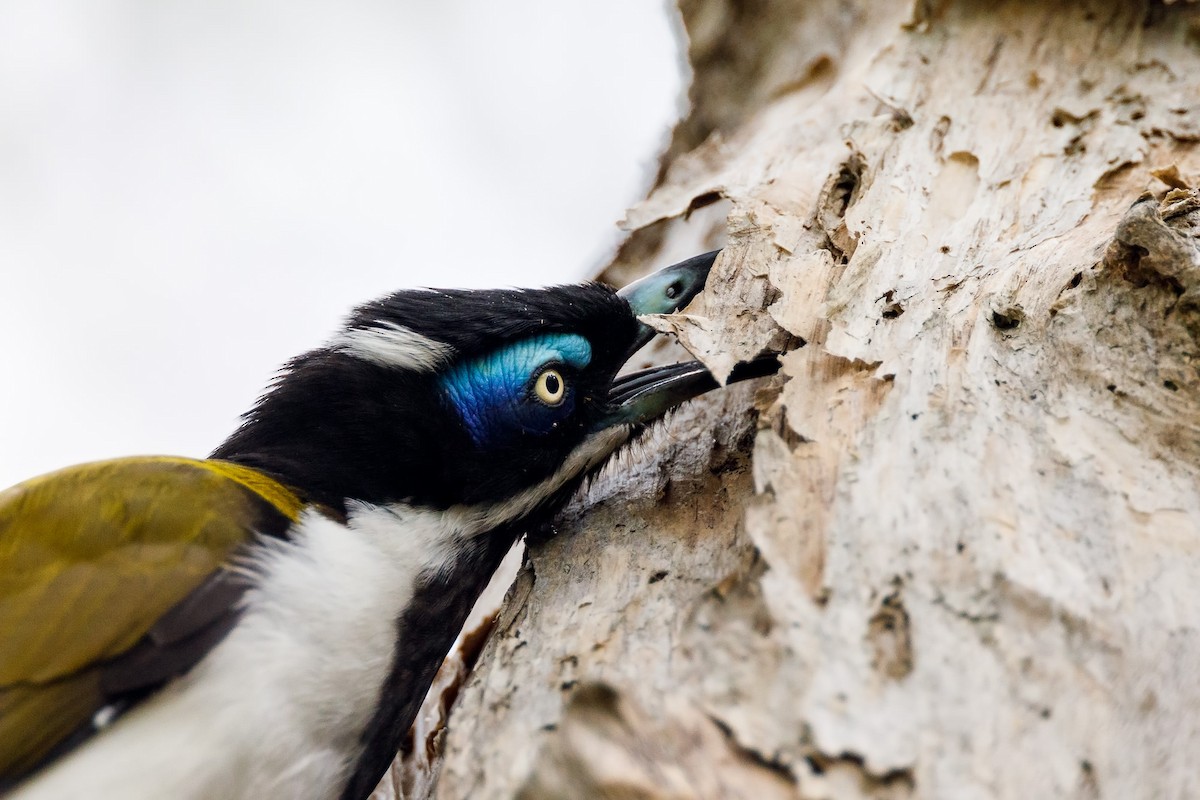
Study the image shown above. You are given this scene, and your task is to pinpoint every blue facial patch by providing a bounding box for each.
[439,334,593,447]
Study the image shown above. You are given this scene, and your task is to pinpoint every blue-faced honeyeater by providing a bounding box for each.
[0,252,778,800]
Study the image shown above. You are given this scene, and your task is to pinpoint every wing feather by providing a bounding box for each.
[0,456,302,782]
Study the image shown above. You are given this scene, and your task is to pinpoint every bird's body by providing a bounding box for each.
[8,460,518,800]
[0,253,777,799]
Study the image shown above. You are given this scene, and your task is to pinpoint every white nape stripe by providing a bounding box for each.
[333,322,452,371]
[14,425,633,800]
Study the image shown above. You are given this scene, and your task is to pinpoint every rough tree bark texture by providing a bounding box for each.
[426,2,1200,798]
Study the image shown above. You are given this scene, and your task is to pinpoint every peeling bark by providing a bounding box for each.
[402,2,1200,798]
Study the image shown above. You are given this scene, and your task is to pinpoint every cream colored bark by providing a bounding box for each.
[405,2,1200,798]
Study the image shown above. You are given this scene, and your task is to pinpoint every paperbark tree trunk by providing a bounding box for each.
[403,2,1200,798]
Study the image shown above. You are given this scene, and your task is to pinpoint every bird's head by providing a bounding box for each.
[213,252,777,525]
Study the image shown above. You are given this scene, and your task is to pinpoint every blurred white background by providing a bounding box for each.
[0,2,685,486]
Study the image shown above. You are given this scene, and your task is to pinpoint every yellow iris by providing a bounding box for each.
[534,368,566,406]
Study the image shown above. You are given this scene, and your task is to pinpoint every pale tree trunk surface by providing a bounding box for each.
[409,2,1200,798]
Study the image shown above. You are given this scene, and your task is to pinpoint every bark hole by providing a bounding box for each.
[817,150,867,261]
[867,591,914,680]
[990,307,1025,331]
[685,190,724,219]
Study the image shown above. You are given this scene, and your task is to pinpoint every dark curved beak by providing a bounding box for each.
[600,251,781,430]
[599,356,781,429]
[618,249,719,355]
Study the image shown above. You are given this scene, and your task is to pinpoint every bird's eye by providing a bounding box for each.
[534,368,567,406]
